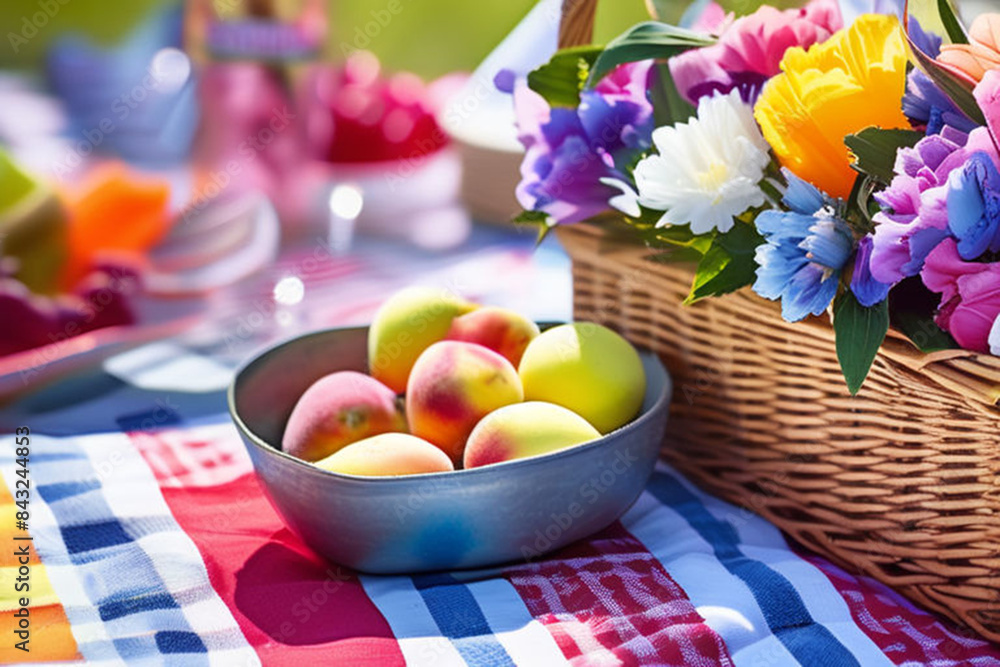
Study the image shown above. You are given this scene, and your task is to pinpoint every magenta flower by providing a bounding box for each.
[921,239,1000,352]
[669,0,841,104]
[974,69,1000,152]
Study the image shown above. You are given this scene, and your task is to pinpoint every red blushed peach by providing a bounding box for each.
[405,341,523,462]
[367,286,477,393]
[463,402,600,469]
[445,306,540,367]
[315,433,454,476]
[282,371,406,462]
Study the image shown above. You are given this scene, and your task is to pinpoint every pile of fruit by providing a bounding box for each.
[282,287,648,476]
[0,157,170,358]
[309,51,451,164]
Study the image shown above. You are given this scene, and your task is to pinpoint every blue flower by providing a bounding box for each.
[753,172,855,322]
[947,151,1000,260]
[850,235,892,307]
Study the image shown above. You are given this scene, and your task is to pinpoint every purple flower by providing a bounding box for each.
[868,126,998,285]
[850,235,892,306]
[904,70,979,135]
[753,171,855,322]
[510,62,654,224]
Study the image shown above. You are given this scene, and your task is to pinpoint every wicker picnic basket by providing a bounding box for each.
[554,0,1000,641]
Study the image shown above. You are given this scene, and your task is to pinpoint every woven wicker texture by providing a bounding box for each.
[558,224,1000,640]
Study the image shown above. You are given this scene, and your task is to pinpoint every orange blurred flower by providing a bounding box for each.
[937,14,1000,84]
[61,164,170,289]
[754,14,910,199]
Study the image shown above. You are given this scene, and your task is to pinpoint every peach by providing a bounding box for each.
[368,286,478,393]
[406,341,523,462]
[518,323,645,434]
[445,306,540,367]
[315,433,454,476]
[463,402,601,468]
[282,371,406,462]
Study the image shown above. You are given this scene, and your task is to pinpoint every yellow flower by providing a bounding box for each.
[754,14,909,199]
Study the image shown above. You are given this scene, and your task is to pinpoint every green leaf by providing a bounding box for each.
[833,291,889,395]
[936,0,968,44]
[511,209,554,245]
[623,215,715,255]
[511,210,549,225]
[684,223,763,304]
[648,62,696,127]
[527,45,604,107]
[845,127,923,183]
[893,309,959,352]
[844,173,880,235]
[651,224,712,252]
[587,22,715,87]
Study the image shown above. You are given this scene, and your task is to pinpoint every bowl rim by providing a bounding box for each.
[228,324,672,485]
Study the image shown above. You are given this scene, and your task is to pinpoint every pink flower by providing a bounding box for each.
[936,13,1000,84]
[921,238,1000,352]
[974,69,1000,151]
[669,0,841,104]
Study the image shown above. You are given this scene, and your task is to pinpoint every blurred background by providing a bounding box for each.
[0,0,661,77]
[0,0,990,397]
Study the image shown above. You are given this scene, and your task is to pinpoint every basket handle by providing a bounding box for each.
[558,0,599,49]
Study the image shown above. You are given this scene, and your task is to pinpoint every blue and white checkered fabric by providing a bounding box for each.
[0,432,257,666]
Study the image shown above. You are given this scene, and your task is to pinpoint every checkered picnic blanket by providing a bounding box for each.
[2,233,999,666]
[4,417,1000,666]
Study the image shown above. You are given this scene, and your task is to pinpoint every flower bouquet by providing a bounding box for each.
[506,0,1000,639]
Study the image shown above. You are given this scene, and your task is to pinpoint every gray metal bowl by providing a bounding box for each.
[228,325,671,574]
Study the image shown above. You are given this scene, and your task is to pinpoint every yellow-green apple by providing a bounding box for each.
[463,401,600,468]
[315,433,454,476]
[368,286,477,393]
[406,341,523,462]
[282,371,406,462]
[0,149,67,295]
[518,323,645,433]
[445,306,540,367]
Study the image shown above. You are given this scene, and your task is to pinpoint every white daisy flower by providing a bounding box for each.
[634,89,771,234]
